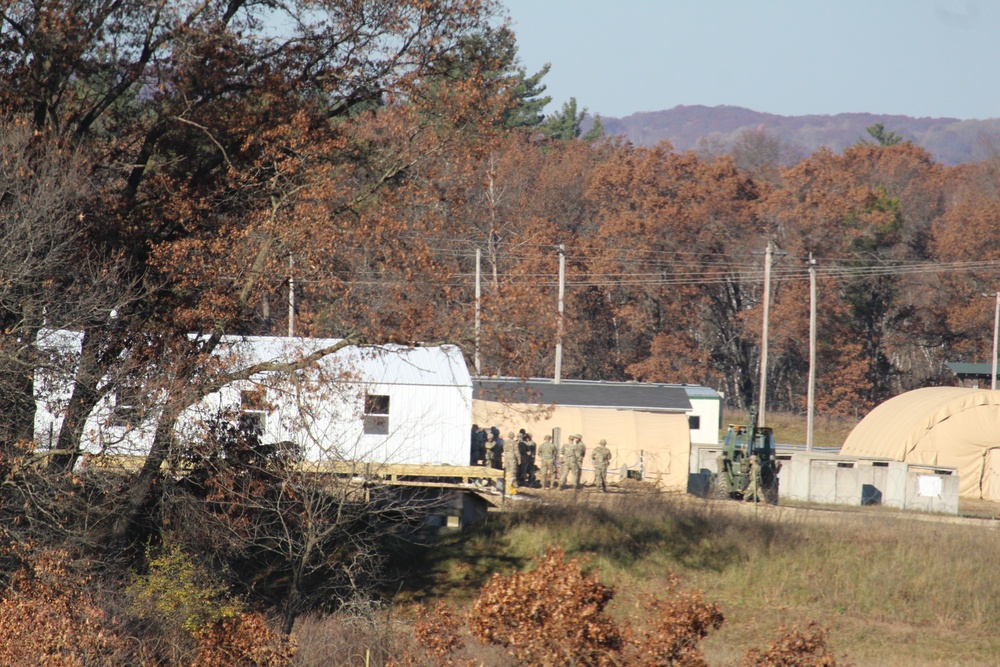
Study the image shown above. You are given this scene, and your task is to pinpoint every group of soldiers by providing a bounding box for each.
[470,425,613,495]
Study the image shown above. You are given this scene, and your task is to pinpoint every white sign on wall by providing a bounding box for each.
[918,475,942,498]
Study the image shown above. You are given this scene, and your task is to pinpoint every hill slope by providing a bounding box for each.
[597,105,1000,165]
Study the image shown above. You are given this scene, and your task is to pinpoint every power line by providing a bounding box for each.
[283,257,1000,291]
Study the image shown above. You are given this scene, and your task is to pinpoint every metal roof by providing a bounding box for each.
[683,385,722,399]
[946,362,997,378]
[473,377,693,412]
[222,336,472,387]
[37,330,471,388]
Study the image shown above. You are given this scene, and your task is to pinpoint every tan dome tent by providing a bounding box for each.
[840,387,1000,499]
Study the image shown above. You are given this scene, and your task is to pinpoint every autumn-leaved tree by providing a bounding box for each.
[762,142,943,414]
[0,118,130,456]
[470,547,623,666]
[580,145,765,404]
[0,0,526,547]
[0,547,131,665]
[931,162,1000,365]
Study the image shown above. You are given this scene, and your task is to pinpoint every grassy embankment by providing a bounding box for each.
[293,411,1000,666]
[378,411,996,666]
[385,492,1000,667]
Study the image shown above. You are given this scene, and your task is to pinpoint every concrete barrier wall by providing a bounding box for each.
[690,445,959,514]
[903,468,960,514]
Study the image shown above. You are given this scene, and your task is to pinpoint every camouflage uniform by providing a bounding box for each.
[744,454,764,503]
[484,432,498,469]
[561,434,585,490]
[571,436,586,489]
[591,439,612,492]
[558,437,575,489]
[502,432,521,495]
[537,435,557,489]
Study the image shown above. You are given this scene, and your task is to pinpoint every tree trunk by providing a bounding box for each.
[111,401,182,546]
[50,328,114,471]
[0,325,39,455]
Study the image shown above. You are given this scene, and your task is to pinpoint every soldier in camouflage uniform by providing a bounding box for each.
[570,434,586,490]
[484,430,498,469]
[502,431,522,496]
[591,439,612,492]
[558,435,575,490]
[560,434,586,490]
[537,434,557,489]
[744,454,763,503]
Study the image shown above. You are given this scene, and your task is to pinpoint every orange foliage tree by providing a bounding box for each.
[932,164,1000,363]
[762,142,946,414]
[580,145,766,404]
[0,549,130,665]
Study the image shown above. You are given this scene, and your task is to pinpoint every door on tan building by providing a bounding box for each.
[981,448,1000,501]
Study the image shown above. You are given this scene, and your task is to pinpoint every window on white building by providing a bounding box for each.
[111,381,142,427]
[363,394,390,435]
[241,388,268,434]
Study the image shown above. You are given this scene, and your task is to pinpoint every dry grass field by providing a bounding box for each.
[289,410,1000,666]
[367,490,1000,667]
[720,409,859,449]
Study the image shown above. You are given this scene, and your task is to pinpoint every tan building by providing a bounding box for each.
[840,386,1000,499]
[472,378,694,491]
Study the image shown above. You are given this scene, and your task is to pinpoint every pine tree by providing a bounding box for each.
[859,122,904,147]
[540,97,603,141]
[504,63,552,129]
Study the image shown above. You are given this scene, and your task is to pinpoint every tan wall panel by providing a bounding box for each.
[472,400,690,491]
[632,410,690,490]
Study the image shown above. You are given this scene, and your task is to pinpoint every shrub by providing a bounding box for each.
[0,549,130,666]
[125,541,295,665]
[623,577,724,667]
[127,542,242,635]
[470,547,622,666]
[190,612,296,667]
[740,622,847,667]
[397,548,846,667]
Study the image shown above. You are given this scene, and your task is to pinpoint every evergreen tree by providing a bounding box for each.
[858,122,904,147]
[540,97,603,141]
[431,25,552,131]
[582,114,604,142]
[504,63,552,129]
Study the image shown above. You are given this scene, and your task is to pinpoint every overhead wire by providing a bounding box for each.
[260,227,1000,291]
[285,257,1000,291]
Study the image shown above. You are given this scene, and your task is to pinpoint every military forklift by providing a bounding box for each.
[713,407,780,503]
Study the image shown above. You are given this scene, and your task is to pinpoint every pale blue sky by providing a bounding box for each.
[500,0,1000,120]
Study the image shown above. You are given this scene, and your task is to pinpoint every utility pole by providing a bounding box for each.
[980,292,999,390]
[806,254,817,451]
[993,291,999,391]
[554,244,565,385]
[758,241,773,426]
[288,254,295,337]
[475,248,482,376]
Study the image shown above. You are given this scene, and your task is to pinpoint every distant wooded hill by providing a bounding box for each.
[596,105,1000,166]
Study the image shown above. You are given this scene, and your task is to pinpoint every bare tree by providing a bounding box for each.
[0,120,131,455]
[156,358,450,634]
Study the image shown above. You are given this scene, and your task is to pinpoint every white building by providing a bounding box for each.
[682,385,723,445]
[35,332,473,467]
